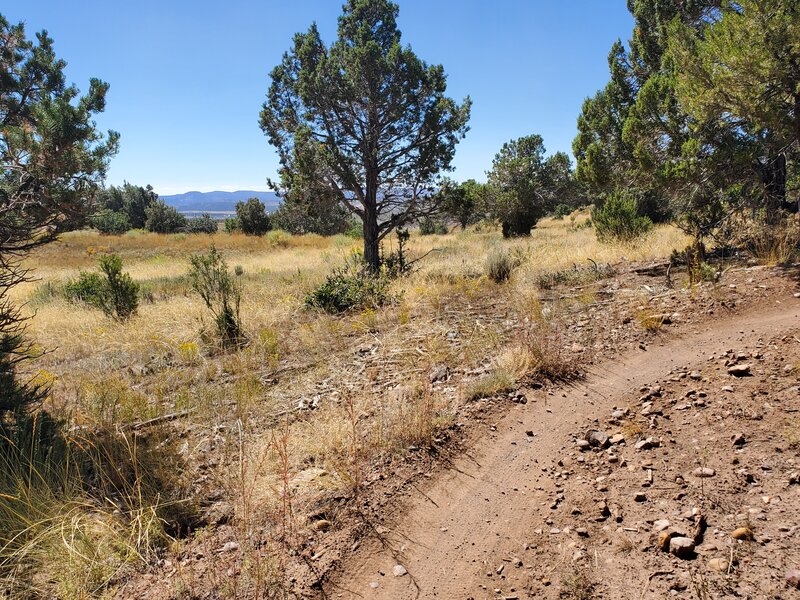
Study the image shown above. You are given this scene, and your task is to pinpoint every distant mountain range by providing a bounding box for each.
[160,190,280,214]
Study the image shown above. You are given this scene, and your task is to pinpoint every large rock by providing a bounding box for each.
[692,467,716,478]
[727,364,752,376]
[708,557,730,572]
[669,537,696,559]
[586,430,610,448]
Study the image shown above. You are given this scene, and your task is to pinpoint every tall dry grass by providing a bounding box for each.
[6,215,691,597]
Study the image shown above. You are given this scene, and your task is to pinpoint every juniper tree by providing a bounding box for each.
[1,14,117,415]
[260,0,471,270]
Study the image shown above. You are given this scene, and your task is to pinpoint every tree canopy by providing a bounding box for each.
[260,0,471,269]
[1,14,117,415]
[487,135,574,237]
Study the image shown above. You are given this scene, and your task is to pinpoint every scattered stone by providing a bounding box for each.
[393,564,408,577]
[732,527,754,541]
[312,519,332,532]
[721,385,735,392]
[576,527,589,537]
[429,365,449,383]
[633,492,647,502]
[731,433,746,446]
[787,569,800,589]
[609,433,625,445]
[708,557,730,572]
[728,364,752,377]
[586,430,609,448]
[692,467,716,478]
[219,541,239,553]
[634,438,658,451]
[658,530,675,552]
[496,564,504,575]
[689,371,702,380]
[669,536,695,558]
[653,519,671,532]
[576,439,590,451]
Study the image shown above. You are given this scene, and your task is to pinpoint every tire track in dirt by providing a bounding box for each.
[326,296,800,599]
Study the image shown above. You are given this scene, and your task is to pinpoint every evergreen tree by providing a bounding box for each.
[1,14,117,416]
[260,0,471,270]
[236,197,271,235]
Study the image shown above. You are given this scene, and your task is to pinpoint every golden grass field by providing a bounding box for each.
[4,214,692,597]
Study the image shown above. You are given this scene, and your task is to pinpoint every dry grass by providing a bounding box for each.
[5,215,691,597]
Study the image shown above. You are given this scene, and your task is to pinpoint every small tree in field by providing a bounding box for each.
[235,197,271,235]
[260,0,471,270]
[189,247,245,349]
[487,135,574,237]
[145,199,186,233]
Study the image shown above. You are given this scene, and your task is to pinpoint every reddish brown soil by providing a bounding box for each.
[324,270,800,599]
[116,262,800,600]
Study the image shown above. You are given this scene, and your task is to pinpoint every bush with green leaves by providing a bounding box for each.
[98,254,139,319]
[270,196,350,235]
[418,216,448,235]
[189,246,245,349]
[66,255,139,320]
[305,254,392,313]
[235,197,271,236]
[592,192,653,242]
[90,209,130,235]
[551,203,572,220]
[224,216,240,233]
[184,213,218,234]
[144,199,187,233]
[64,271,106,308]
[344,218,363,239]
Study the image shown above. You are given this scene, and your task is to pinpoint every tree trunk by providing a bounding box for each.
[363,165,381,272]
[363,204,380,272]
[762,153,787,223]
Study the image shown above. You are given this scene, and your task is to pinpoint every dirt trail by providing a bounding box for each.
[328,296,800,599]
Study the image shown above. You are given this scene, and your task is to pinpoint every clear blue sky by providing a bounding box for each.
[5,1,633,195]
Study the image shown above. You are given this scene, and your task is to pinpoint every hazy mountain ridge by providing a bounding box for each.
[160,190,280,213]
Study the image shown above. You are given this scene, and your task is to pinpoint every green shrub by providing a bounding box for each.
[224,216,240,233]
[98,254,139,320]
[552,203,572,219]
[64,271,107,308]
[189,246,245,349]
[305,254,392,313]
[65,255,139,320]
[270,197,350,235]
[90,209,130,235]
[145,199,186,233]
[266,229,291,247]
[418,216,448,235]
[184,213,218,234]
[344,218,363,239]
[235,198,271,236]
[486,247,521,283]
[592,192,653,242]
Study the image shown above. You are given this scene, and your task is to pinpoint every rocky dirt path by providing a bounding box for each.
[327,295,800,599]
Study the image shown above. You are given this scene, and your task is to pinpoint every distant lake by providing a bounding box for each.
[180,211,236,219]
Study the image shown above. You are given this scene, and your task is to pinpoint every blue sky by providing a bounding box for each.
[6,1,633,195]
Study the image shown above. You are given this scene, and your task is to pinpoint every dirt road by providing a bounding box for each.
[327,295,800,599]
